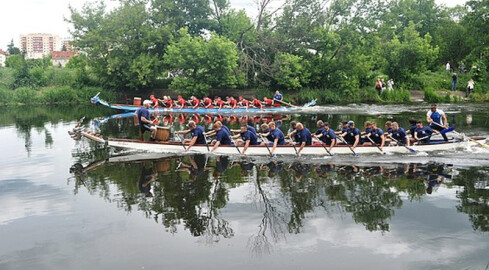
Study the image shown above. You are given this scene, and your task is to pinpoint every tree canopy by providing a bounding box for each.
[66,0,489,95]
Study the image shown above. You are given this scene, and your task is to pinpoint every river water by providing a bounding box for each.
[1,104,489,270]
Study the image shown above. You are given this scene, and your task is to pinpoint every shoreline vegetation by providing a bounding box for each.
[1,0,489,105]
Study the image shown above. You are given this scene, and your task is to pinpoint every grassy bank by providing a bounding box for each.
[0,67,115,105]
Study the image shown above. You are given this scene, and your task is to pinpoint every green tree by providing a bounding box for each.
[151,0,213,35]
[164,28,240,95]
[383,22,439,82]
[271,53,310,90]
[7,39,21,55]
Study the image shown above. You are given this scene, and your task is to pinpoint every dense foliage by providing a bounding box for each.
[2,0,489,103]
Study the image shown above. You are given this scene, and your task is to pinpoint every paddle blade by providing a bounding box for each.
[408,148,417,153]
[353,153,359,157]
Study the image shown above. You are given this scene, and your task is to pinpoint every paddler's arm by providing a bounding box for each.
[270,138,278,154]
[211,141,220,153]
[380,134,385,150]
[242,140,250,154]
[230,134,240,139]
[442,114,448,128]
[329,139,336,152]
[175,129,190,135]
[297,141,306,154]
[352,135,359,148]
[141,116,154,125]
[186,136,198,151]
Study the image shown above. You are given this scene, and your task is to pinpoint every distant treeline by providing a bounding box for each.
[2,0,489,104]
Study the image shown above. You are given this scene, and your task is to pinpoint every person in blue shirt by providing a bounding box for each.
[390,122,409,146]
[315,122,336,153]
[336,121,348,135]
[231,118,257,136]
[286,121,300,145]
[210,122,232,152]
[273,90,283,103]
[414,121,433,144]
[137,100,157,141]
[362,121,373,136]
[340,121,360,149]
[295,122,312,155]
[426,104,448,141]
[231,125,258,155]
[407,118,418,138]
[175,120,207,152]
[315,120,325,136]
[264,122,285,155]
[366,122,385,151]
[384,121,393,135]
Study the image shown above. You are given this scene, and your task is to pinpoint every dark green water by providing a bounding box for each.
[1,104,489,270]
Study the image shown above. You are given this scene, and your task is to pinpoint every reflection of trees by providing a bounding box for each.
[453,168,489,232]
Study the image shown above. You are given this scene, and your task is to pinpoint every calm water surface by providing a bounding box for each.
[1,104,489,270]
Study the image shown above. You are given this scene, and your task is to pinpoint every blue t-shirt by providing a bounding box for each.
[296,128,312,145]
[365,127,372,134]
[247,125,257,135]
[428,110,444,126]
[137,107,150,128]
[321,128,336,144]
[415,126,433,143]
[273,94,283,100]
[222,125,230,134]
[270,128,285,145]
[409,124,417,136]
[261,128,273,141]
[216,128,232,145]
[191,125,206,145]
[386,127,393,134]
[370,128,384,144]
[344,127,360,145]
[392,127,407,144]
[315,127,324,136]
[241,130,259,145]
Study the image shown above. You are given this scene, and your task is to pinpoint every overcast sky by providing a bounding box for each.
[0,0,467,51]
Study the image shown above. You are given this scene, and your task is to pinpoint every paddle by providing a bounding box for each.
[259,134,274,157]
[286,138,299,156]
[431,121,489,149]
[365,135,386,155]
[229,136,242,155]
[176,134,187,151]
[388,134,417,153]
[273,98,297,107]
[203,134,210,152]
[338,136,359,157]
[320,142,334,156]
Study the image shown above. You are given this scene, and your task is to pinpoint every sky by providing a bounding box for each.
[0,0,467,51]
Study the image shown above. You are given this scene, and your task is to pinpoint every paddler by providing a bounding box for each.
[260,121,285,155]
[263,97,273,107]
[251,96,263,110]
[286,121,299,145]
[426,104,448,141]
[336,121,348,135]
[228,96,238,109]
[340,121,360,149]
[414,121,433,144]
[295,122,312,155]
[214,97,225,110]
[162,96,174,108]
[137,100,157,141]
[365,122,385,151]
[175,120,206,151]
[314,120,325,137]
[407,118,418,138]
[315,122,336,152]
[391,122,409,146]
[149,94,160,108]
[238,96,250,108]
[175,95,187,108]
[231,125,259,155]
[210,121,232,153]
[384,121,393,135]
[190,96,200,109]
[202,96,213,108]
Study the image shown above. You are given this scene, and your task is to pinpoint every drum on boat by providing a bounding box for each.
[133,97,142,106]
[155,126,170,141]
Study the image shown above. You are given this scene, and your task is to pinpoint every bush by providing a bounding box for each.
[381,88,411,103]
[13,87,39,104]
[39,86,78,104]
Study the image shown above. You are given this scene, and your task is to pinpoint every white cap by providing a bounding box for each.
[143,100,152,105]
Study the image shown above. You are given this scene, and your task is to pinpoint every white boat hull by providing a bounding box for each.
[107,137,487,156]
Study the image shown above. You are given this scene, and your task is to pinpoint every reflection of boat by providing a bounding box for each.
[91,95,316,114]
[106,137,487,155]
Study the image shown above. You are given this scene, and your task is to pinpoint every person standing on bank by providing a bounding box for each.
[451,72,458,91]
[137,100,157,141]
[426,104,448,142]
[466,78,475,97]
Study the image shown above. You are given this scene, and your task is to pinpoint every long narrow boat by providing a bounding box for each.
[91,95,316,114]
[104,137,487,156]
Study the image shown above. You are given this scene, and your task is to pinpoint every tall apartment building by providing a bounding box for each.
[20,33,61,59]
[62,37,74,52]
[0,50,7,67]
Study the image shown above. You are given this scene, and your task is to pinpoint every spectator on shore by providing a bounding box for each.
[375,78,382,95]
[387,79,394,91]
[451,73,458,91]
[466,78,475,97]
[446,62,451,73]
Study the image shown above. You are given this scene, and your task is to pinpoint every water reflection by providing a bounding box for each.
[69,155,489,255]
